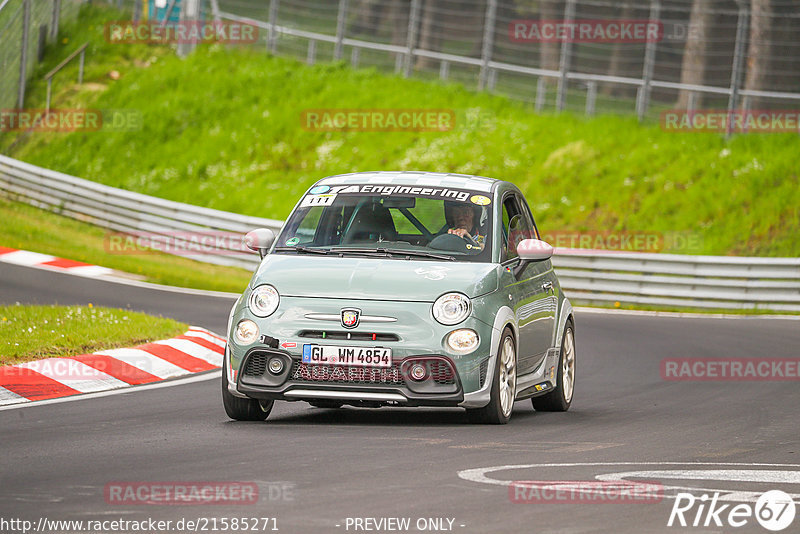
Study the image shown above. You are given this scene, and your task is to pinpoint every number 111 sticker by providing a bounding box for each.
[301,194,336,207]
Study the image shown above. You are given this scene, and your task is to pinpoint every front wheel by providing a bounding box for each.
[466,328,516,424]
[222,366,273,421]
[532,321,575,412]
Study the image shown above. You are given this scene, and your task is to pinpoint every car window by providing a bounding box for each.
[502,194,535,261]
[275,186,495,262]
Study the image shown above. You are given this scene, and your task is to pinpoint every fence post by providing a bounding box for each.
[307,40,316,65]
[334,0,348,60]
[585,81,596,116]
[726,0,749,138]
[556,0,576,112]
[78,48,85,84]
[439,60,449,80]
[50,0,61,40]
[687,91,697,112]
[478,0,497,91]
[535,77,546,111]
[267,0,279,54]
[209,0,222,23]
[403,0,421,78]
[17,0,31,109]
[177,0,201,57]
[636,0,660,121]
[37,24,47,61]
[350,46,360,67]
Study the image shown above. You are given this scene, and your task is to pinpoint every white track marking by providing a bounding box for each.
[0,250,55,265]
[0,370,220,411]
[153,339,223,366]
[596,469,800,484]
[183,330,226,347]
[0,386,27,405]
[18,359,128,393]
[458,462,800,503]
[92,348,188,379]
[189,326,226,341]
[63,265,114,277]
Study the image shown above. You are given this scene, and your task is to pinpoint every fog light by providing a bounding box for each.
[234,319,259,345]
[268,357,284,375]
[409,363,427,381]
[446,329,479,354]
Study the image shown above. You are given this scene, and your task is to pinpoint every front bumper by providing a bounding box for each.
[234,347,465,407]
[226,296,498,407]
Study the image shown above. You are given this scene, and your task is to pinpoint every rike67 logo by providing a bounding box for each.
[668,490,796,531]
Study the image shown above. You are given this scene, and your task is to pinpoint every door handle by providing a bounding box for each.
[542,281,554,294]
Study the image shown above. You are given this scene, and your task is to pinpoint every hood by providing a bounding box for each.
[252,254,499,302]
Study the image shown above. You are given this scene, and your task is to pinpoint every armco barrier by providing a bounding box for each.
[0,155,281,270]
[1,154,799,311]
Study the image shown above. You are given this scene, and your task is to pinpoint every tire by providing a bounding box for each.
[466,327,517,425]
[221,367,273,421]
[532,321,575,412]
[308,401,344,409]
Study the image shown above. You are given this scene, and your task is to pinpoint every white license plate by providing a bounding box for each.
[301,345,392,368]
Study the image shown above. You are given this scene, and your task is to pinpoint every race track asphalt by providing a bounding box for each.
[1,262,798,534]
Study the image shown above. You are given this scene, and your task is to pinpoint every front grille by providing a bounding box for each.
[298,330,399,342]
[479,358,489,387]
[429,360,457,385]
[290,360,404,385]
[243,353,268,377]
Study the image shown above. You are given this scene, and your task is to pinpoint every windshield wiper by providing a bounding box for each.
[330,247,455,261]
[382,249,456,261]
[273,246,330,255]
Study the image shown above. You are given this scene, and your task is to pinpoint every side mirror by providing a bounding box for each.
[244,228,276,259]
[513,239,553,277]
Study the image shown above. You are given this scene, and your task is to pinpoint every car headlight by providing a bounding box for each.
[234,319,259,345]
[432,292,471,325]
[248,284,280,317]
[446,329,479,354]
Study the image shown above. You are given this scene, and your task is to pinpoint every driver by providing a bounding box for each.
[446,203,485,248]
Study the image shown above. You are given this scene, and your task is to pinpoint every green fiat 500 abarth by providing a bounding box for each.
[223,172,575,424]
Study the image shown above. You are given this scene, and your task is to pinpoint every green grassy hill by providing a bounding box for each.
[3,4,798,256]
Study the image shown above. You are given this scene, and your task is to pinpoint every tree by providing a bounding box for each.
[676,0,713,108]
[743,0,772,108]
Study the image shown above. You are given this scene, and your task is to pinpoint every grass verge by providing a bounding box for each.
[0,303,187,365]
[0,197,252,293]
[2,4,798,257]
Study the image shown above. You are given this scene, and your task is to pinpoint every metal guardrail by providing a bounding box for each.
[1,154,799,312]
[0,154,282,270]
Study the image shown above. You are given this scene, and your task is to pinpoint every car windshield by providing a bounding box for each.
[274,184,493,262]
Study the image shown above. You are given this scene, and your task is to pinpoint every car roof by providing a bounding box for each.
[314,171,502,194]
